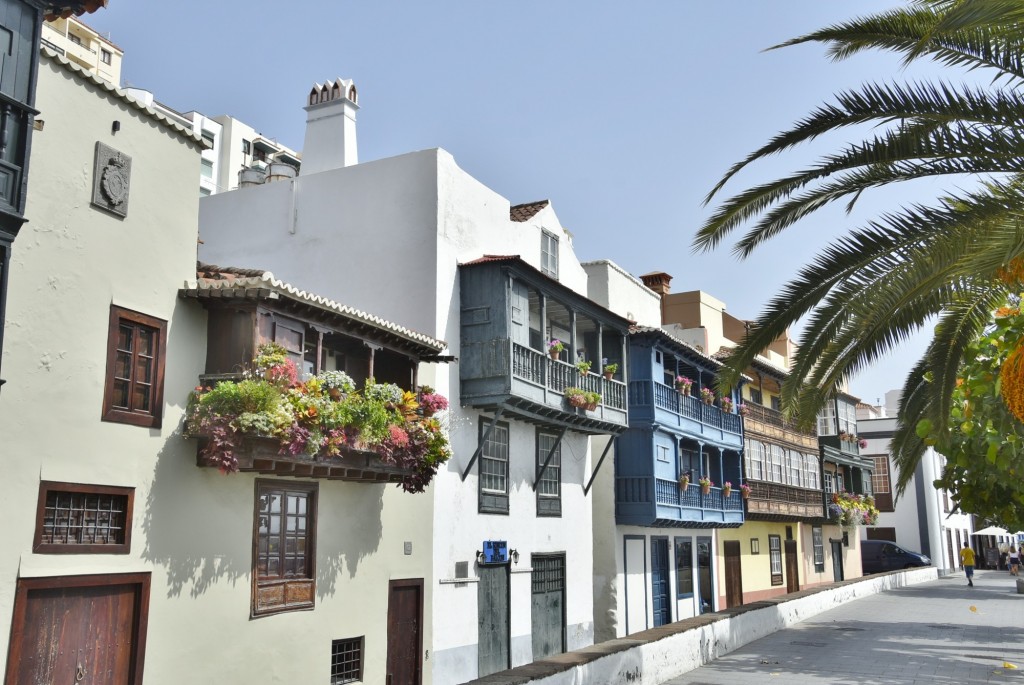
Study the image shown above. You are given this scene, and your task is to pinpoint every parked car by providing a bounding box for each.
[861,539,931,574]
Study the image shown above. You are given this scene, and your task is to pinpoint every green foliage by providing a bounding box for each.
[916,304,1024,528]
[197,379,280,417]
[692,0,1024,498]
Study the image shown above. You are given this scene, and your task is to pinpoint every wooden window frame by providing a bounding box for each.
[674,536,693,598]
[768,534,783,586]
[101,305,167,428]
[252,479,318,617]
[33,481,134,554]
[536,430,562,517]
[478,418,510,515]
[812,526,825,572]
[540,230,559,278]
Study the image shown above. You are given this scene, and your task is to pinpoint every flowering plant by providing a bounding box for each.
[675,376,693,391]
[548,339,565,353]
[722,480,733,491]
[698,476,712,487]
[739,483,752,495]
[576,360,592,374]
[738,403,749,416]
[186,344,451,493]
[679,473,690,487]
[700,387,715,403]
[858,438,868,449]
[721,396,734,412]
[827,491,880,527]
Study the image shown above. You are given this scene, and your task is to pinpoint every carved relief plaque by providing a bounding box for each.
[91,142,132,217]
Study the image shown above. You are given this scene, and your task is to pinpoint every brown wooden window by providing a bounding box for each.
[768,534,783,586]
[330,636,364,684]
[102,305,167,428]
[33,482,134,554]
[252,480,317,616]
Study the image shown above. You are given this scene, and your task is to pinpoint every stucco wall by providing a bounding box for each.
[581,260,661,327]
[0,57,436,685]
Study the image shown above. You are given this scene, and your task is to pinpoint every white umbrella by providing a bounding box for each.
[972,525,1010,536]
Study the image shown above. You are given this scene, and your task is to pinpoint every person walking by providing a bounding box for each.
[960,543,976,587]
[1009,546,1020,576]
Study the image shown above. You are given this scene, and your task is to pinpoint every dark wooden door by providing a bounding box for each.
[830,540,845,581]
[723,540,743,608]
[784,540,800,593]
[386,579,423,685]
[477,564,510,677]
[6,574,149,685]
[651,538,670,627]
[531,554,565,660]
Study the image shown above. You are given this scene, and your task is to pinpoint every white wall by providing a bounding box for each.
[582,260,661,327]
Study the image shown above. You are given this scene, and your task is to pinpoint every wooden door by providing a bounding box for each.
[784,540,800,593]
[830,540,845,581]
[696,535,713,613]
[386,579,423,685]
[477,564,510,677]
[5,573,150,685]
[723,540,743,608]
[531,554,565,660]
[650,538,670,627]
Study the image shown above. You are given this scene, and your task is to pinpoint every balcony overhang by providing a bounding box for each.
[468,395,627,436]
[195,436,412,483]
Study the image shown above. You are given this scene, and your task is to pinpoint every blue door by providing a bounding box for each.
[651,537,670,627]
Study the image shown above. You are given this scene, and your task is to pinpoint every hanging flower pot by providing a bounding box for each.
[679,475,690,491]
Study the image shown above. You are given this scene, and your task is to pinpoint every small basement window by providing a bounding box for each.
[34,482,134,554]
[331,636,364,684]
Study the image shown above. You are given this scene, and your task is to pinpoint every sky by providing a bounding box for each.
[84,0,954,407]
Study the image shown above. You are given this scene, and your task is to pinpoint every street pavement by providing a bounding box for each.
[663,569,1024,684]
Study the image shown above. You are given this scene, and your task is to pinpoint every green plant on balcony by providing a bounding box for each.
[698,476,712,494]
[739,483,751,499]
[700,387,715,405]
[564,386,588,408]
[679,473,690,491]
[721,396,734,413]
[827,492,879,527]
[602,359,618,379]
[722,481,733,497]
[576,360,592,375]
[548,339,565,359]
[185,343,451,493]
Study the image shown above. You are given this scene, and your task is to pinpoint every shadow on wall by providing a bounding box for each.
[143,422,387,600]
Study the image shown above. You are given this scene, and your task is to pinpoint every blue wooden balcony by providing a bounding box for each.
[461,340,628,434]
[616,478,744,528]
[628,379,743,448]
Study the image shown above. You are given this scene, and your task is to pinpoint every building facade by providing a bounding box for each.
[41,14,121,85]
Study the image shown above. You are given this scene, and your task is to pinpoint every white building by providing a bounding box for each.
[1,49,449,685]
[857,390,973,571]
[198,79,630,684]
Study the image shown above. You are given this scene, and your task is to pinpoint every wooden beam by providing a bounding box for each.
[583,437,616,496]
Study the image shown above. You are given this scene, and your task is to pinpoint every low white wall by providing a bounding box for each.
[466,567,938,685]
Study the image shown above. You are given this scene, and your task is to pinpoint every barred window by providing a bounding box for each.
[331,637,363,684]
[34,482,133,554]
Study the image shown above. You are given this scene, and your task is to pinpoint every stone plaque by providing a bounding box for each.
[91,142,132,217]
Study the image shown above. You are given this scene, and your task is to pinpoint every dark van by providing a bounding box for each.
[861,539,931,574]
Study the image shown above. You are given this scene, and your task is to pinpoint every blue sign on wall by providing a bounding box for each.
[482,540,508,564]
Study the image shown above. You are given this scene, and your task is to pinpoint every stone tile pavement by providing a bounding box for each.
[664,570,1024,685]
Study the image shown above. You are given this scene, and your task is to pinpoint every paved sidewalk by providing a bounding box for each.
[664,570,1024,684]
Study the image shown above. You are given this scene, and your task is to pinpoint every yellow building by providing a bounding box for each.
[41,15,122,85]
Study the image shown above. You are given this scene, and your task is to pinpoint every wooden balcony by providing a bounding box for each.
[742,404,817,451]
[461,340,628,434]
[744,481,825,521]
[616,478,744,527]
[627,380,742,448]
[195,436,413,483]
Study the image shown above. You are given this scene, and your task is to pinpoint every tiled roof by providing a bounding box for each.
[714,346,791,380]
[184,264,447,352]
[510,200,549,222]
[460,254,521,266]
[40,47,204,147]
[633,328,754,382]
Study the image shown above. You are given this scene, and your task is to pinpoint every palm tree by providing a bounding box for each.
[694,0,1024,493]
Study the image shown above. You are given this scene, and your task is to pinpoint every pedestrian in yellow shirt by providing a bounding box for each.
[960,544,976,587]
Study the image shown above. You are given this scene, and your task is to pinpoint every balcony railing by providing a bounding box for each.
[655,480,745,513]
[745,480,825,519]
[512,342,626,410]
[629,379,742,435]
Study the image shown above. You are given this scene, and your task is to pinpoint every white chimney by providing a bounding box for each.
[300,77,359,175]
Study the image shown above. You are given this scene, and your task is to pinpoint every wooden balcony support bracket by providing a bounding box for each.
[583,436,616,496]
[533,426,568,491]
[460,407,505,481]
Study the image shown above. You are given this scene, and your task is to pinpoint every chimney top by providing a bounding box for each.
[307,78,357,108]
[301,76,359,175]
[640,271,673,296]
